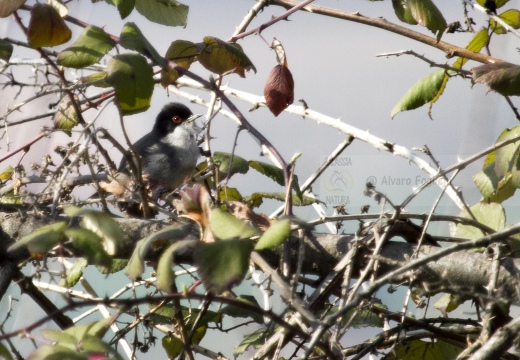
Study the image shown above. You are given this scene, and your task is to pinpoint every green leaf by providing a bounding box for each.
[476,0,509,9]
[0,0,26,18]
[194,239,253,293]
[0,190,21,205]
[7,222,67,257]
[474,126,520,202]
[472,62,520,96]
[155,306,217,353]
[482,127,520,170]
[156,240,196,292]
[151,304,221,327]
[39,320,122,360]
[27,3,72,48]
[65,228,112,267]
[249,160,303,200]
[120,22,165,67]
[425,30,489,117]
[162,335,183,359]
[453,29,489,69]
[65,207,123,256]
[134,0,188,27]
[0,39,13,61]
[0,341,13,360]
[210,208,259,240]
[80,71,111,87]
[451,202,505,240]
[491,9,520,34]
[107,53,154,115]
[160,40,198,86]
[0,165,13,180]
[327,303,385,329]
[60,258,88,288]
[221,295,263,323]
[126,225,192,279]
[97,258,128,274]
[434,293,464,316]
[27,345,86,360]
[41,328,77,344]
[197,36,256,77]
[53,95,79,135]
[254,219,291,250]
[493,126,520,179]
[57,25,115,68]
[78,334,115,355]
[473,162,516,203]
[213,151,250,178]
[112,0,135,19]
[385,339,462,360]
[391,0,417,25]
[219,187,243,202]
[234,328,269,356]
[407,0,447,41]
[391,69,446,118]
[426,72,449,118]
[65,318,112,339]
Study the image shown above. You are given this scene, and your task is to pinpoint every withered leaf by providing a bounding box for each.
[197,37,256,77]
[27,3,71,48]
[53,95,79,135]
[264,64,294,117]
[472,62,520,96]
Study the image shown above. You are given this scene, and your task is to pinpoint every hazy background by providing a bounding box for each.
[1,0,519,358]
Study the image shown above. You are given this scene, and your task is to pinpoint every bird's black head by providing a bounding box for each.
[152,102,194,134]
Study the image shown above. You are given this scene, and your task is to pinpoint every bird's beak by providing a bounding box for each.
[187,114,202,123]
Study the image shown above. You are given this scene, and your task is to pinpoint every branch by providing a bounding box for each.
[230,0,316,42]
[172,65,293,215]
[0,130,50,163]
[473,2,520,39]
[174,78,466,209]
[2,211,520,304]
[268,0,502,64]
[469,316,520,360]
[0,292,335,358]
[376,50,472,76]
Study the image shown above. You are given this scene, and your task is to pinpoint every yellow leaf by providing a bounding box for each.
[27,3,71,48]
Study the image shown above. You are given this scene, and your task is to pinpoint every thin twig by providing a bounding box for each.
[268,0,502,64]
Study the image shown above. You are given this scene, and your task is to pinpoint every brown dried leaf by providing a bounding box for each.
[0,0,25,18]
[12,178,22,196]
[174,184,213,229]
[226,201,273,231]
[264,64,294,117]
[99,174,131,198]
[472,62,520,96]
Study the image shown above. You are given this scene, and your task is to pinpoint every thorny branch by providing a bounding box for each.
[2,0,520,359]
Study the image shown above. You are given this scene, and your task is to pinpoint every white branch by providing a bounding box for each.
[174,78,465,209]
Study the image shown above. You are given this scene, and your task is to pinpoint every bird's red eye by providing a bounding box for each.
[172,115,182,124]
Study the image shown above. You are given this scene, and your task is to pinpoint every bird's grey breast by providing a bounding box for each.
[142,122,200,188]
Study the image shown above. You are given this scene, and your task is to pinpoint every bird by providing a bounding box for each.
[118,102,202,195]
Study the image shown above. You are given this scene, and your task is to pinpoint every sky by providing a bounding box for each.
[1,0,520,357]
[2,0,518,225]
